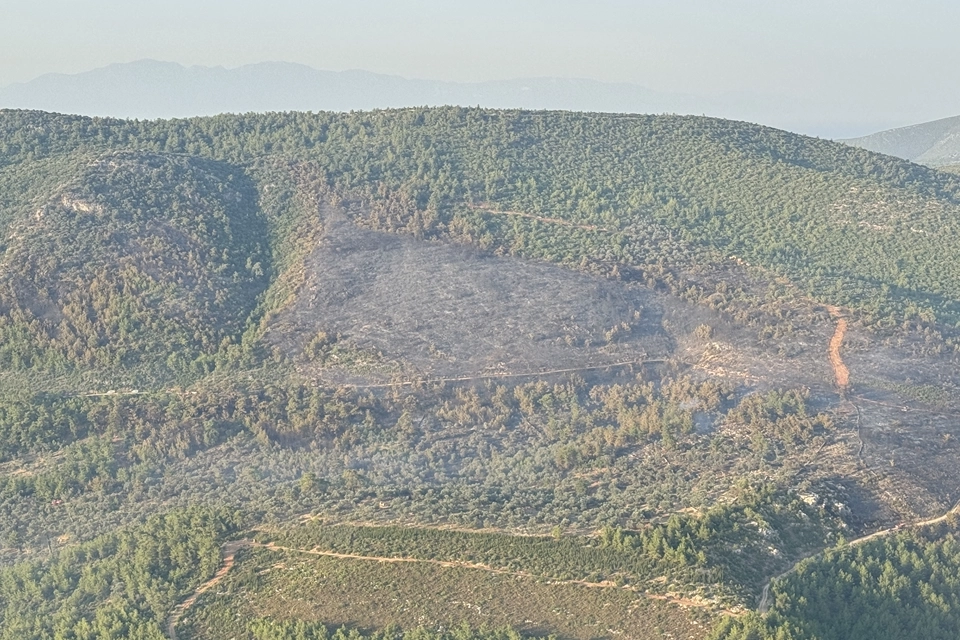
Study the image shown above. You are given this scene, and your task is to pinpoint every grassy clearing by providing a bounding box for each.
[181,546,713,640]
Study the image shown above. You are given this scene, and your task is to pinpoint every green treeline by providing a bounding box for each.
[0,372,838,559]
[0,506,238,640]
[711,518,960,640]
[0,150,328,382]
[1,107,960,380]
[0,152,324,379]
[598,481,826,586]
[0,381,373,502]
[0,375,833,507]
[248,620,544,640]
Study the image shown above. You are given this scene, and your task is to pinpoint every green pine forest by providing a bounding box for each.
[2,107,960,639]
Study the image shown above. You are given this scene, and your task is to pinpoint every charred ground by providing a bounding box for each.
[1,109,960,640]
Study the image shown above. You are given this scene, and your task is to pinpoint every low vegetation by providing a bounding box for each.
[181,544,711,640]
[2,107,960,639]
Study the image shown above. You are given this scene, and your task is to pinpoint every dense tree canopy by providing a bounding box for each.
[711,518,960,640]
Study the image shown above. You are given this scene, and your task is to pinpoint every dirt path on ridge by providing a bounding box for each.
[758,499,960,613]
[163,532,746,635]
[166,303,862,624]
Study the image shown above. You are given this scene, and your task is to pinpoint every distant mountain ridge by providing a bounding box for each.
[841,114,960,166]
[0,59,716,121]
[0,59,888,137]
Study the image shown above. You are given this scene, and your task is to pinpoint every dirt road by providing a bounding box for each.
[339,359,665,389]
[825,306,849,390]
[254,541,733,613]
[758,500,960,613]
[165,541,248,640]
[165,538,735,622]
[758,307,854,613]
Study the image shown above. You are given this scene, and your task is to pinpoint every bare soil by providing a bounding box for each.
[826,307,850,389]
[264,201,960,533]
[166,541,246,640]
[265,204,842,392]
[265,206,673,383]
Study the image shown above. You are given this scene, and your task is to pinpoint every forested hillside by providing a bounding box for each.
[4,107,960,362]
[712,517,960,640]
[3,107,960,639]
[0,151,270,373]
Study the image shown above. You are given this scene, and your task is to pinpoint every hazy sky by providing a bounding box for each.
[4,0,960,135]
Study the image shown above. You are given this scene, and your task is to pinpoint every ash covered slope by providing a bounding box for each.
[264,204,673,382]
[4,106,960,379]
[7,110,960,640]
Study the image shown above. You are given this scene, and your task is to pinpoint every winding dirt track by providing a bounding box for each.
[251,542,731,611]
[825,306,849,390]
[759,309,851,613]
[162,308,867,624]
[759,500,960,613]
[165,541,248,640]
[758,309,959,613]
[164,537,737,638]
